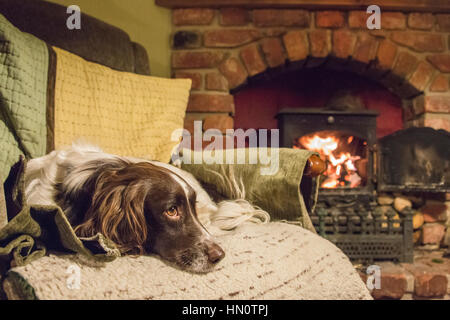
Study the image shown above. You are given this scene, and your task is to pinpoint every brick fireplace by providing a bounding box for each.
[156,1,450,136]
[157,1,450,262]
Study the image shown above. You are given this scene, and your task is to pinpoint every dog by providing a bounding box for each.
[23,143,269,273]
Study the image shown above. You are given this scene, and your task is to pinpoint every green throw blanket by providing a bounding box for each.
[0,14,49,181]
[180,148,319,232]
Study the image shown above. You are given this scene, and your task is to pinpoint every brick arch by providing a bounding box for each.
[218,31,447,116]
[174,9,450,134]
[221,31,430,97]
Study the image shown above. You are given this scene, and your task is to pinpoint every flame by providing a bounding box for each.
[296,133,363,189]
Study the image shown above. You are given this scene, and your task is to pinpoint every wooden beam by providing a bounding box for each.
[155,0,450,12]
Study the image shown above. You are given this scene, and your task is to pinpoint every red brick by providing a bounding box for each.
[348,11,366,29]
[353,33,378,64]
[391,32,445,53]
[309,29,330,58]
[421,223,446,245]
[219,8,249,26]
[253,9,310,27]
[415,274,448,297]
[218,57,248,89]
[414,113,450,131]
[375,40,398,71]
[172,51,224,69]
[408,13,435,30]
[391,51,419,79]
[332,30,356,59]
[436,14,450,32]
[420,201,448,223]
[204,29,261,48]
[370,30,389,38]
[205,73,228,91]
[423,96,450,113]
[429,75,449,92]
[372,273,407,300]
[261,37,286,68]
[283,30,309,62]
[402,263,448,298]
[174,71,202,90]
[381,12,406,30]
[173,9,215,26]
[203,115,234,133]
[263,28,288,37]
[408,61,434,91]
[240,44,267,77]
[187,94,235,113]
[427,54,450,73]
[316,11,345,28]
[415,273,448,297]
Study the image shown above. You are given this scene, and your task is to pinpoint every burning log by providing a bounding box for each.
[295,131,367,189]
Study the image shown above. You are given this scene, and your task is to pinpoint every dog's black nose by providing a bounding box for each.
[205,242,225,264]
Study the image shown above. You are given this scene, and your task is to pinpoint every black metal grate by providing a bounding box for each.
[311,205,414,263]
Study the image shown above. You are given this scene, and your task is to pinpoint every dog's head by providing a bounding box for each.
[73,161,224,273]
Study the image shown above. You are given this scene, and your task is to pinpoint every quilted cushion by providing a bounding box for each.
[0,14,49,181]
[52,47,191,162]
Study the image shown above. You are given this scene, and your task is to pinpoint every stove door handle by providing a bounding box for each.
[304,154,326,177]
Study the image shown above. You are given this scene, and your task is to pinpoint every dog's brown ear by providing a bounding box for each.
[74,173,148,254]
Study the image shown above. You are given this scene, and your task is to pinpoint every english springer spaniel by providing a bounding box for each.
[23,143,269,273]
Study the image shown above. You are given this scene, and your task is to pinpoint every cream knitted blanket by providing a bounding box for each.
[4,222,371,300]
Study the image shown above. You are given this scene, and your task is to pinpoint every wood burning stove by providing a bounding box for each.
[278,105,450,263]
[277,108,414,263]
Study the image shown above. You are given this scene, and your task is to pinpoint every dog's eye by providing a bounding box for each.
[164,206,179,218]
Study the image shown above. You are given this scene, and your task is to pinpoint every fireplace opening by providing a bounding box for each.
[294,131,368,189]
[234,67,404,139]
[230,65,448,263]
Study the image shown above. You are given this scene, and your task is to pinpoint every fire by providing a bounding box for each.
[295,133,364,189]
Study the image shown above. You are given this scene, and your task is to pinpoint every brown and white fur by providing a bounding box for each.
[24,143,269,273]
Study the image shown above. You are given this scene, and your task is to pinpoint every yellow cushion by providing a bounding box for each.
[53,47,191,162]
